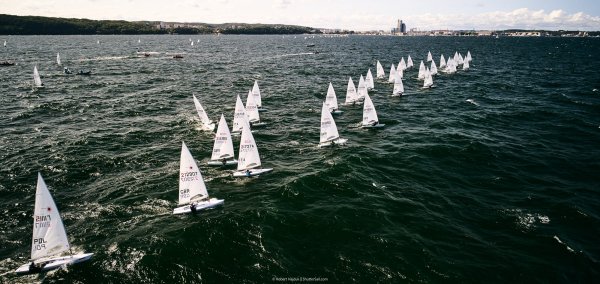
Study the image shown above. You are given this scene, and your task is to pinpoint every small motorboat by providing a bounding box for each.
[173,54,184,59]
[76,70,91,76]
[0,61,15,66]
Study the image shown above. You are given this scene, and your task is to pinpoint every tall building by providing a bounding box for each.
[392,19,407,35]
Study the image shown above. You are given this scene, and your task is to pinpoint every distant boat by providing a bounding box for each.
[407,55,414,68]
[96,40,99,44]
[173,142,224,215]
[245,90,266,127]
[173,54,184,59]
[423,68,434,88]
[33,66,43,88]
[392,71,404,96]
[357,75,367,101]
[360,93,384,128]
[418,61,426,80]
[388,64,397,83]
[439,55,446,68]
[3,40,6,47]
[192,95,215,132]
[463,58,470,70]
[466,51,472,62]
[191,41,194,46]
[138,38,141,43]
[251,80,267,112]
[365,69,375,90]
[208,114,237,166]
[430,59,438,75]
[318,102,347,148]
[233,120,272,177]
[398,57,407,71]
[14,173,93,275]
[458,53,464,65]
[427,51,432,62]
[56,53,61,66]
[344,77,359,105]
[444,58,457,74]
[232,95,248,134]
[376,61,385,79]
[325,82,342,115]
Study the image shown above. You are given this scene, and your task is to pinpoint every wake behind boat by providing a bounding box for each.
[173,142,224,215]
[15,173,93,275]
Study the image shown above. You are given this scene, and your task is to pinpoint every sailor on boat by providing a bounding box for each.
[28,262,43,273]
[64,67,72,74]
[190,202,198,213]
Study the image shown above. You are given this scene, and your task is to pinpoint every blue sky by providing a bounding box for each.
[3,0,600,30]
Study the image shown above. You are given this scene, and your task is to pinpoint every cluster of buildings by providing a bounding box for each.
[391,20,407,35]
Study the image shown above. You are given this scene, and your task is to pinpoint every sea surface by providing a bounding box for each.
[1,34,599,283]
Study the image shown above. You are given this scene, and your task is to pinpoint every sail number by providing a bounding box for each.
[180,172,198,182]
[180,188,190,199]
[34,214,51,228]
[33,237,47,250]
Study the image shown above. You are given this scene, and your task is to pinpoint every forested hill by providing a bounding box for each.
[0,14,320,35]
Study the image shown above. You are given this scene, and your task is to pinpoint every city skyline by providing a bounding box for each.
[3,0,600,31]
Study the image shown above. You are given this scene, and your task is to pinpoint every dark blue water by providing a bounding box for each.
[1,35,599,283]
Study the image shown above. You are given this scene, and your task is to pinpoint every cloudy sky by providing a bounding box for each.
[3,0,600,31]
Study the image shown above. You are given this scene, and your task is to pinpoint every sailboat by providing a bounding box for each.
[325,82,342,115]
[232,95,248,134]
[463,58,470,70]
[344,77,359,105]
[365,69,375,90]
[444,58,457,74]
[173,142,224,214]
[33,66,43,88]
[191,41,194,46]
[430,59,438,75]
[357,75,367,101]
[192,95,215,131]
[15,173,93,275]
[439,55,446,68]
[3,40,6,47]
[208,114,238,166]
[458,53,464,65]
[376,61,385,79]
[418,61,426,80]
[427,51,432,62]
[251,80,267,112]
[392,71,404,96]
[407,55,414,68]
[232,120,273,177]
[56,53,61,66]
[318,102,347,148]
[398,57,407,71]
[423,68,434,89]
[245,90,266,127]
[466,51,472,62]
[360,93,384,128]
[388,64,397,83]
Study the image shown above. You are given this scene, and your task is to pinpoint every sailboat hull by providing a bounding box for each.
[172,198,224,215]
[15,253,93,275]
[361,124,385,129]
[233,168,273,177]
[318,138,348,148]
[207,159,238,166]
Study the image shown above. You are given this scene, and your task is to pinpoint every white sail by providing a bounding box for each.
[397,65,404,79]
[365,69,375,90]
[3,40,6,47]
[454,51,459,63]
[362,93,379,126]
[232,95,248,133]
[345,77,358,104]
[445,58,457,74]
[320,102,340,143]
[430,59,438,75]
[251,80,262,108]
[211,114,235,161]
[392,72,404,95]
[33,66,42,87]
[192,95,215,131]
[423,68,433,88]
[179,142,209,205]
[463,59,470,70]
[325,82,338,111]
[388,64,396,83]
[31,173,71,261]
[427,51,432,62]
[376,61,385,78]
[439,54,446,68]
[191,41,194,46]
[399,57,406,71]
[407,55,414,68]
[56,53,61,66]
[466,51,472,62]
[237,122,261,171]
[357,75,367,101]
[418,61,426,80]
[458,53,464,65]
[245,90,260,123]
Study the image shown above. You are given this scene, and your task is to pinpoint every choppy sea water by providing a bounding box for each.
[1,34,599,283]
